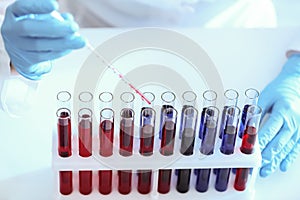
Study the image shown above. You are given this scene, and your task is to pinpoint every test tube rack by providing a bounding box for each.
[52,103,261,200]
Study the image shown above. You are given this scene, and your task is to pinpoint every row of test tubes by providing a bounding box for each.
[55,88,262,196]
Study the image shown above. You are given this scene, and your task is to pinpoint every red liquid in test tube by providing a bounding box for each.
[138,170,152,194]
[98,170,113,194]
[78,109,93,195]
[59,171,73,195]
[118,170,132,194]
[57,110,72,157]
[100,120,114,157]
[160,120,176,156]
[240,126,257,154]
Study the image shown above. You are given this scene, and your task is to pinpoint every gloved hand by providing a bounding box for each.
[258,54,300,177]
[1,0,86,80]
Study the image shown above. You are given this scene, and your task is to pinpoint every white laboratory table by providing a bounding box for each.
[0,28,300,200]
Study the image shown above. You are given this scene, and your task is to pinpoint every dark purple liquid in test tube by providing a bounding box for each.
[216,106,240,192]
[196,107,218,193]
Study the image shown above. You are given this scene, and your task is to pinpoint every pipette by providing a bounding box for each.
[51,11,151,105]
[85,42,151,105]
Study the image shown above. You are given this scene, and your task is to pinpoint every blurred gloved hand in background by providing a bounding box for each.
[258,54,300,177]
[1,0,86,80]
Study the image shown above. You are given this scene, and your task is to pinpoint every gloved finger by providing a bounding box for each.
[260,132,297,177]
[258,89,274,119]
[13,34,86,51]
[280,136,300,172]
[10,0,58,17]
[17,49,73,65]
[13,17,79,38]
[258,112,284,150]
[261,126,293,166]
[60,13,74,21]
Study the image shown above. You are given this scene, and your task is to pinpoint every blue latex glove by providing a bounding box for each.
[1,0,86,80]
[258,54,300,177]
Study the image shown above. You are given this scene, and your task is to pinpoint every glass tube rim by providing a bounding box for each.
[183,106,198,116]
[100,108,114,119]
[203,90,217,102]
[141,107,156,116]
[99,92,114,103]
[205,105,220,116]
[247,105,262,116]
[161,91,176,103]
[226,105,241,116]
[120,107,135,118]
[78,108,93,118]
[224,89,239,101]
[56,107,71,117]
[120,92,135,103]
[163,106,178,117]
[245,88,259,99]
[57,91,71,102]
[78,91,93,103]
[182,90,197,103]
[142,92,155,103]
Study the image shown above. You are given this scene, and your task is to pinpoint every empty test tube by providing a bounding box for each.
[196,106,219,193]
[159,91,176,139]
[215,106,240,192]
[199,90,217,139]
[234,105,262,191]
[238,88,259,138]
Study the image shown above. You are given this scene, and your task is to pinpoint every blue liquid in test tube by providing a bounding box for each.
[215,106,240,192]
[199,90,217,139]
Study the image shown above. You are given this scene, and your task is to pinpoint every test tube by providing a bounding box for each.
[238,88,259,138]
[179,91,197,139]
[159,107,178,156]
[78,92,93,195]
[56,91,73,195]
[159,91,176,139]
[138,107,155,194]
[157,107,177,194]
[118,92,135,194]
[218,89,239,139]
[139,107,155,156]
[98,92,114,195]
[57,91,72,157]
[215,106,240,192]
[196,106,219,193]
[234,105,262,191]
[199,90,217,139]
[176,107,198,192]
